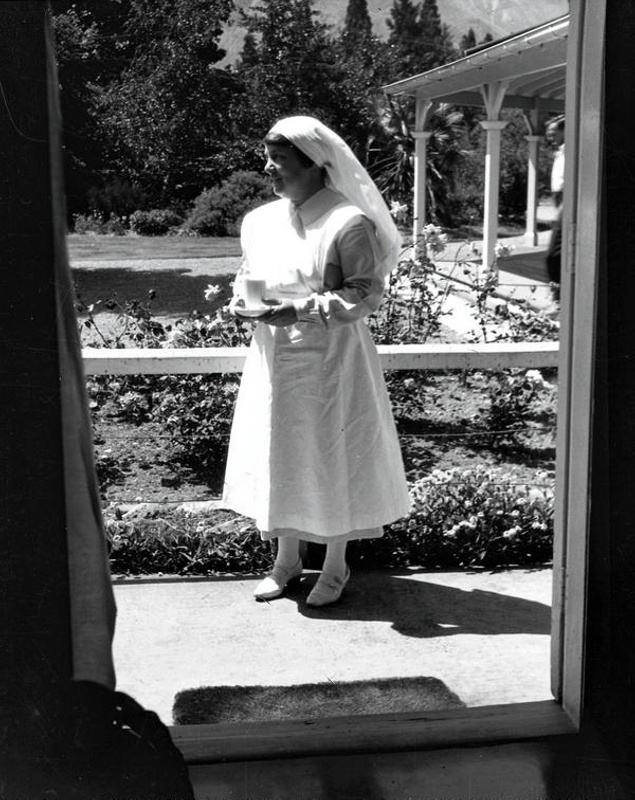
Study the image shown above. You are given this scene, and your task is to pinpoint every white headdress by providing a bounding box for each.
[267,115,402,277]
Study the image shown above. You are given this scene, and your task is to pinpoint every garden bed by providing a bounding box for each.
[95,368,556,576]
[95,370,555,506]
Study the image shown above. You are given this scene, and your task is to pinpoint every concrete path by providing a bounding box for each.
[112,567,553,727]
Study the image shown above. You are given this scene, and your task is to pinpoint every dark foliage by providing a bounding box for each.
[185,170,273,236]
[129,208,184,236]
[52,0,544,242]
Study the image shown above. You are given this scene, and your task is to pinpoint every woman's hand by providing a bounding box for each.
[257,300,298,327]
[232,298,298,327]
[227,297,246,317]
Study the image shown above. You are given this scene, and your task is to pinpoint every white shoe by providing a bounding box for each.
[306,568,350,607]
[253,559,303,601]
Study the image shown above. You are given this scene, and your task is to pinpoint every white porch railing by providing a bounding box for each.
[82,342,559,375]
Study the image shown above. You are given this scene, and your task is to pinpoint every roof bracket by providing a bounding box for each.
[481,80,511,119]
[415,98,435,131]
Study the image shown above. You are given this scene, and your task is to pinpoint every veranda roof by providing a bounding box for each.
[381,15,570,268]
[383,14,568,115]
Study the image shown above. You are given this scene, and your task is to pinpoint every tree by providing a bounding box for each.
[328,0,395,161]
[385,0,423,79]
[369,99,466,228]
[459,28,477,55]
[96,0,236,209]
[236,31,259,70]
[231,0,341,154]
[385,0,456,79]
[51,0,131,218]
[418,0,457,70]
[342,0,373,55]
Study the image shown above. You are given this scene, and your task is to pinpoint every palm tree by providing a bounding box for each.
[369,97,466,228]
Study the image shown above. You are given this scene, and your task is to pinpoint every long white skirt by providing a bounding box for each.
[222,318,410,543]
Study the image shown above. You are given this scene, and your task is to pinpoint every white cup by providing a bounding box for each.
[243,277,266,307]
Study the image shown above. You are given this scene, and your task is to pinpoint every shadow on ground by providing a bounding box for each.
[498,249,550,283]
[73,267,235,315]
[284,570,551,638]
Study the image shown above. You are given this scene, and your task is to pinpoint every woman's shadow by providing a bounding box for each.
[288,569,551,638]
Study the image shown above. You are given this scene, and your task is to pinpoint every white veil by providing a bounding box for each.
[267,116,402,277]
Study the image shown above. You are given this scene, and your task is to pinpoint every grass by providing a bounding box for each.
[69,234,241,322]
[68,233,241,260]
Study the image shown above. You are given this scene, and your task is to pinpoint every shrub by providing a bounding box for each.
[87,177,149,219]
[185,171,272,236]
[384,371,430,421]
[466,263,560,344]
[94,449,128,491]
[152,374,240,493]
[353,465,554,570]
[486,369,556,446]
[129,208,184,236]
[106,509,274,576]
[79,290,252,490]
[73,211,128,235]
[367,225,451,346]
[103,465,553,576]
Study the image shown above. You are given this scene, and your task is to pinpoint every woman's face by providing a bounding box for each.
[263,143,321,204]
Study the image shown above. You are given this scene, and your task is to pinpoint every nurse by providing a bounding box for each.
[222,115,410,607]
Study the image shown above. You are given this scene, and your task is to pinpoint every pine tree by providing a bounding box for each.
[342,0,372,53]
[418,0,457,70]
[232,0,339,145]
[419,0,442,41]
[386,0,424,79]
[460,27,477,55]
[335,0,393,160]
[386,0,420,42]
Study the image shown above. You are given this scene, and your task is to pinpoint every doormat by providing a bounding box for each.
[172,676,465,725]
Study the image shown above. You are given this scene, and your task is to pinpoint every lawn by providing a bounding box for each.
[68,232,241,260]
[69,234,241,332]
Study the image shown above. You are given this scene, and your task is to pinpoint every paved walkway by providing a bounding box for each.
[113,567,553,727]
[426,229,558,338]
[439,223,555,296]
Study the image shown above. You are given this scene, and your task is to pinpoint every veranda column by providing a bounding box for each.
[479,120,508,271]
[412,130,432,241]
[479,80,509,276]
[411,98,434,242]
[524,134,541,245]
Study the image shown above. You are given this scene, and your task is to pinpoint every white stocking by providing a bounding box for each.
[322,539,348,579]
[274,536,300,568]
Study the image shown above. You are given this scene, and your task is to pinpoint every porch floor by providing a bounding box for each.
[112,566,553,727]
